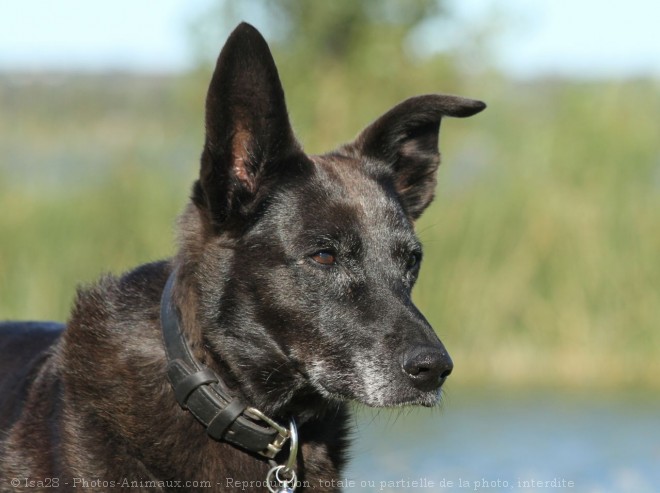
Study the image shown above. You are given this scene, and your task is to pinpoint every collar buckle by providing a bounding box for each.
[246,407,290,458]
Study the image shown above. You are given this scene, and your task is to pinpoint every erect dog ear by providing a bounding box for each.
[193,22,304,229]
[346,95,486,221]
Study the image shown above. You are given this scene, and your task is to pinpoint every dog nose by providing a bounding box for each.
[402,345,453,391]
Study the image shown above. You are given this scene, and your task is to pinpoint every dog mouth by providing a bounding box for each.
[362,386,444,408]
[327,384,443,408]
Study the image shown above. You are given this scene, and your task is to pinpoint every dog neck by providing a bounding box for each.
[159,269,294,460]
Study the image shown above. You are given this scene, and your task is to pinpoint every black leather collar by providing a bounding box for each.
[159,269,290,458]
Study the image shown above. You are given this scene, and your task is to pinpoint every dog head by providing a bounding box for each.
[180,23,485,416]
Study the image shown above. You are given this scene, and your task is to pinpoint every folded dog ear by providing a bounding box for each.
[193,22,303,229]
[346,95,486,221]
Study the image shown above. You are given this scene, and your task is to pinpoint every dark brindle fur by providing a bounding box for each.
[0,23,484,492]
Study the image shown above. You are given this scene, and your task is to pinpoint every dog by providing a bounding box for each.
[0,23,484,492]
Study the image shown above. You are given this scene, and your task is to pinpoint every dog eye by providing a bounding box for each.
[311,250,336,266]
[406,251,421,270]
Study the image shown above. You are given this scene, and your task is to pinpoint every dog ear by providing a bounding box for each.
[346,95,486,221]
[193,22,303,229]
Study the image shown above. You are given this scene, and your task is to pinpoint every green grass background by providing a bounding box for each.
[1,58,658,390]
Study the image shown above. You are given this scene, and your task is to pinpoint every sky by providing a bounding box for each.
[1,0,659,78]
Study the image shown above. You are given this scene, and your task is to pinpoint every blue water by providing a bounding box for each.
[344,388,660,493]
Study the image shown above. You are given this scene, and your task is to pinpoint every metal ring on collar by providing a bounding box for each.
[284,419,298,473]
